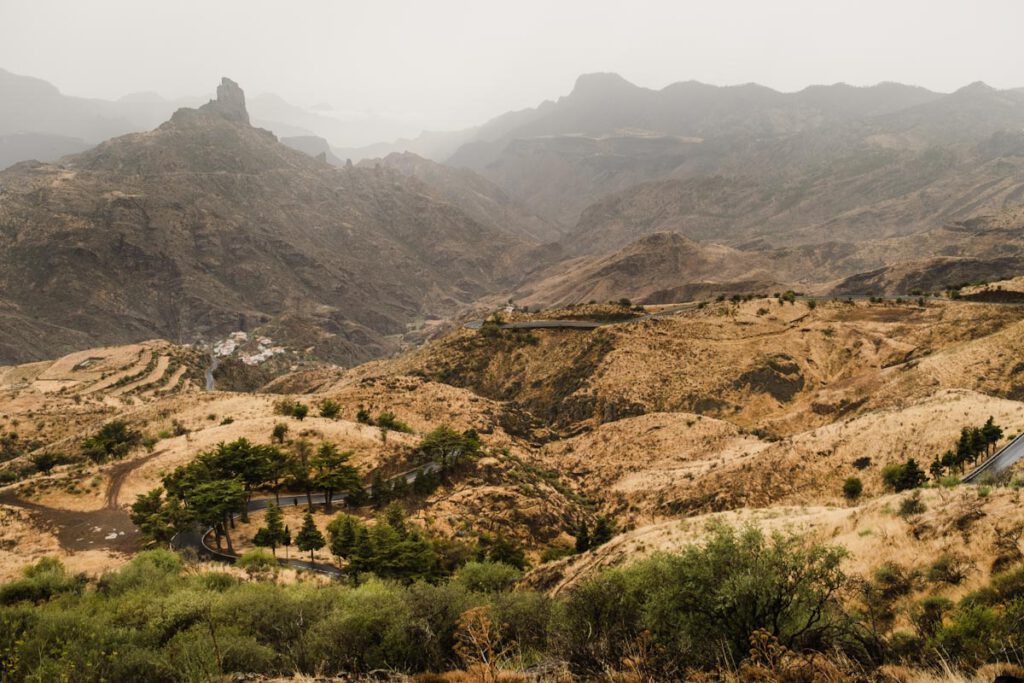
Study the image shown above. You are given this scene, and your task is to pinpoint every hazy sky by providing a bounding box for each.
[2,0,1023,132]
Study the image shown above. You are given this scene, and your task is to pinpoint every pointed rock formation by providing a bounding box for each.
[199,77,250,124]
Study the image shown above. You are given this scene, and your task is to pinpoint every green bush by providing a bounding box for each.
[236,549,279,578]
[555,523,849,675]
[81,420,142,463]
[376,412,413,433]
[842,476,863,500]
[0,557,85,605]
[318,398,341,419]
[898,491,927,517]
[453,561,522,593]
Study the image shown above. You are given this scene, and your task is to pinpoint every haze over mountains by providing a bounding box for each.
[0,79,531,364]
[2,69,1024,365]
[7,24,1024,677]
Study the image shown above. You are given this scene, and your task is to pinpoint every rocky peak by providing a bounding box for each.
[199,77,250,124]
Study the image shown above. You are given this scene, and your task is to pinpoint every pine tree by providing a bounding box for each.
[896,459,927,491]
[592,516,615,547]
[328,513,361,559]
[370,470,388,508]
[295,510,326,564]
[982,416,1004,456]
[929,458,945,481]
[350,526,374,574]
[258,502,286,555]
[575,520,591,553]
[383,502,408,538]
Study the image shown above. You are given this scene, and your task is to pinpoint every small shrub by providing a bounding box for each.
[842,477,863,501]
[898,491,927,517]
[237,549,279,578]
[453,561,522,593]
[318,398,341,419]
[928,553,972,585]
[377,412,413,433]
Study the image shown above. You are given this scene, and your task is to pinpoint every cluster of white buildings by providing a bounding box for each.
[212,331,285,365]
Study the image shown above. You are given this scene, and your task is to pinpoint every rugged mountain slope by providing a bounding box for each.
[360,151,561,242]
[509,232,781,305]
[562,144,1024,254]
[444,73,1024,254]
[0,78,530,364]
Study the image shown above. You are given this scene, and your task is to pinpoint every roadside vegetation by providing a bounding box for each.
[2,523,1023,681]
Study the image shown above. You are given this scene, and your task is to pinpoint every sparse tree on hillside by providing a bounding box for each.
[30,452,58,474]
[575,520,590,553]
[592,516,615,547]
[271,422,289,444]
[982,416,1004,456]
[318,398,341,419]
[296,510,325,564]
[842,477,863,501]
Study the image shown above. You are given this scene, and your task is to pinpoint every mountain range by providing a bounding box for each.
[2,71,1024,364]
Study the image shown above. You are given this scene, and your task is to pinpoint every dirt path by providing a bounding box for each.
[0,450,164,553]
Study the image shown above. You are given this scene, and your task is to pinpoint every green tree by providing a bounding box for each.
[296,510,325,563]
[130,488,191,545]
[369,470,389,508]
[271,422,289,443]
[318,399,341,419]
[253,502,286,555]
[418,426,481,470]
[30,452,58,474]
[897,459,927,491]
[479,534,526,570]
[292,403,309,421]
[288,439,315,508]
[81,420,142,463]
[312,443,361,512]
[591,516,614,547]
[981,416,1004,456]
[574,520,590,553]
[187,479,246,551]
[327,513,363,559]
[842,476,863,500]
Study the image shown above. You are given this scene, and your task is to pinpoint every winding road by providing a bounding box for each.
[464,303,698,332]
[464,295,1024,332]
[962,432,1024,484]
[172,462,441,576]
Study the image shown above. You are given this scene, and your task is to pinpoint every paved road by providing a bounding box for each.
[464,303,698,331]
[963,432,1024,484]
[173,462,440,576]
[465,295,1024,332]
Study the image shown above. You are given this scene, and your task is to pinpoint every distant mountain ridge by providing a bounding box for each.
[0,78,530,364]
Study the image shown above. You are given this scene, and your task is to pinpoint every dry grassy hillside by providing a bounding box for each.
[0,343,590,580]
[376,298,1024,434]
[529,485,1024,603]
[3,296,1024,596]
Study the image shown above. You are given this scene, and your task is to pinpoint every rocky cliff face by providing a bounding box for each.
[201,77,250,124]
[0,79,529,365]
